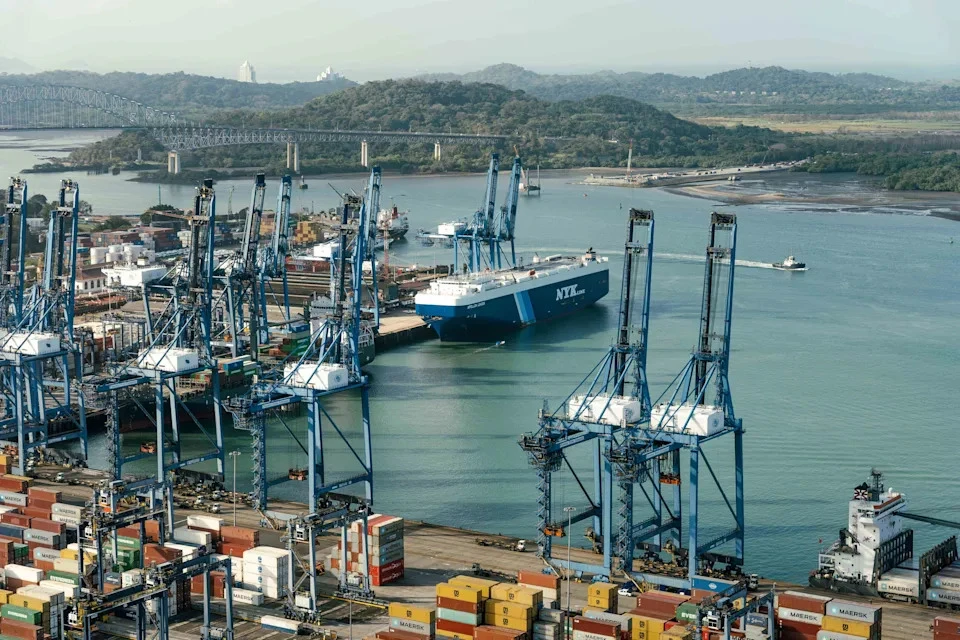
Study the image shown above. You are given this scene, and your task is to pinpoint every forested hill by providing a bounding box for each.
[418,64,945,108]
[207,79,724,150]
[0,70,356,116]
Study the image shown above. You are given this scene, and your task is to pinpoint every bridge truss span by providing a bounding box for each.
[153,126,507,151]
[0,84,182,128]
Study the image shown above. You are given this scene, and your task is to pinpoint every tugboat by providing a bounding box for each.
[772,255,807,271]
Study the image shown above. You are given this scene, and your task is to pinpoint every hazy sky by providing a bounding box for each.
[3,0,959,82]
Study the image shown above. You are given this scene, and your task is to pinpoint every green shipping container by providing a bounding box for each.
[1,604,43,625]
[117,536,141,549]
[12,544,28,562]
[0,634,24,640]
[675,602,698,623]
[46,569,81,585]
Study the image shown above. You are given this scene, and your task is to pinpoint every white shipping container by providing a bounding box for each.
[371,539,404,557]
[51,513,83,528]
[0,331,61,356]
[25,529,59,545]
[0,505,17,514]
[932,572,960,590]
[242,562,288,580]
[138,347,199,372]
[52,503,83,517]
[174,527,212,547]
[283,362,348,391]
[650,403,724,436]
[163,542,198,561]
[0,491,28,506]
[5,564,44,582]
[583,611,631,632]
[121,570,144,587]
[816,631,867,640]
[825,600,881,623]
[261,615,299,633]
[572,631,616,640]
[568,394,642,426]
[533,621,561,636]
[391,618,435,636]
[778,607,823,626]
[34,548,62,562]
[39,580,78,600]
[20,584,65,605]
[187,515,224,531]
[877,577,919,598]
[232,588,264,606]
[928,588,960,605]
[242,546,289,563]
[53,558,81,573]
[539,609,566,624]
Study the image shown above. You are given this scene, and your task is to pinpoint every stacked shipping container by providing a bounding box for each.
[935,617,960,640]
[777,591,881,640]
[325,514,405,587]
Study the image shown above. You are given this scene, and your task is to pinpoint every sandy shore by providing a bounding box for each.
[666,181,960,222]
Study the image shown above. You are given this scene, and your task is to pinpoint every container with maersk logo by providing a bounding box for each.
[826,600,881,624]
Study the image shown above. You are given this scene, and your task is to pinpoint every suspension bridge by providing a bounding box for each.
[0,84,507,171]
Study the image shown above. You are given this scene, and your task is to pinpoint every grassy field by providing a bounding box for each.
[692,112,960,134]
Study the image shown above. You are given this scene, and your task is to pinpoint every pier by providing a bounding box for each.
[582,161,805,188]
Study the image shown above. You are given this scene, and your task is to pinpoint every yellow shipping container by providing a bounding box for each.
[483,612,532,632]
[0,590,10,605]
[631,615,667,633]
[0,454,9,464]
[9,594,49,613]
[485,599,534,620]
[659,627,691,640]
[588,583,618,599]
[437,631,472,640]
[436,583,484,604]
[488,585,543,607]
[636,631,660,640]
[449,576,500,599]
[587,596,617,613]
[388,603,436,624]
[821,615,873,638]
[59,548,95,563]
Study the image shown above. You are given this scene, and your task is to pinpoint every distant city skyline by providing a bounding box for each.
[2,0,959,83]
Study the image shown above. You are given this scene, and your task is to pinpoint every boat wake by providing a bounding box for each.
[657,253,779,270]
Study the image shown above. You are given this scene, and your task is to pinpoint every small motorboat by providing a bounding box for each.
[772,255,807,271]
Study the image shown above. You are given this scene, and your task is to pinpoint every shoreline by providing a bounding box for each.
[664,181,960,222]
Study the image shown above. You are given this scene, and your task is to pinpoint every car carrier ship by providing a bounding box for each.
[415,250,609,341]
[415,152,609,341]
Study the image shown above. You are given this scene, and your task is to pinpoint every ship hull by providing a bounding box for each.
[417,268,609,342]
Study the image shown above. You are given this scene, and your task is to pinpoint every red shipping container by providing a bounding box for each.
[144,543,182,564]
[219,540,254,557]
[0,476,29,492]
[145,519,161,542]
[436,619,476,637]
[573,618,620,637]
[188,525,221,543]
[0,514,30,528]
[378,631,429,640]
[777,592,831,614]
[28,518,65,536]
[777,619,820,637]
[220,525,259,545]
[517,571,560,590]
[438,596,481,614]
[27,487,61,503]
[935,618,960,635]
[475,628,528,640]
[26,498,55,511]
[34,559,54,572]
[3,577,27,591]
[0,617,43,640]
[20,507,50,520]
[371,558,404,582]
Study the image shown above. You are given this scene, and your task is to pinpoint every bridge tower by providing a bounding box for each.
[519,208,654,576]
[361,140,369,167]
[286,142,300,172]
[167,151,180,174]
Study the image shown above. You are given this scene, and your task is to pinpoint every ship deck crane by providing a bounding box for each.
[519,208,655,576]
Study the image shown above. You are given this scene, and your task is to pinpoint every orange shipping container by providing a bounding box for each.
[517,571,560,591]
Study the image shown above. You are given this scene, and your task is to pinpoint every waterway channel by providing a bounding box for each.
[2,129,959,582]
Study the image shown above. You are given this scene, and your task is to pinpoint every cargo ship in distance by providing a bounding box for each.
[415,251,609,342]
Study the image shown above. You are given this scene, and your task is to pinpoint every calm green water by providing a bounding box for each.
[4,131,959,582]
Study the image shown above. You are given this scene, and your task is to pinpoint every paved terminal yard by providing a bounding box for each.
[26,469,946,639]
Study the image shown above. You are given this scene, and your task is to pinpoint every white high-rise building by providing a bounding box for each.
[317,66,344,82]
[238,61,256,83]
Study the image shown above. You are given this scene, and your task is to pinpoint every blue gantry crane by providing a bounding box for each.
[257,175,294,331]
[519,208,656,576]
[226,168,379,604]
[520,211,746,593]
[97,178,226,526]
[0,179,87,472]
[0,177,29,324]
[454,152,522,272]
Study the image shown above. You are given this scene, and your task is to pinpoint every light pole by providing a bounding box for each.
[564,506,575,620]
[229,451,241,526]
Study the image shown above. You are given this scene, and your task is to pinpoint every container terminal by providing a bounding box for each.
[0,173,957,640]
